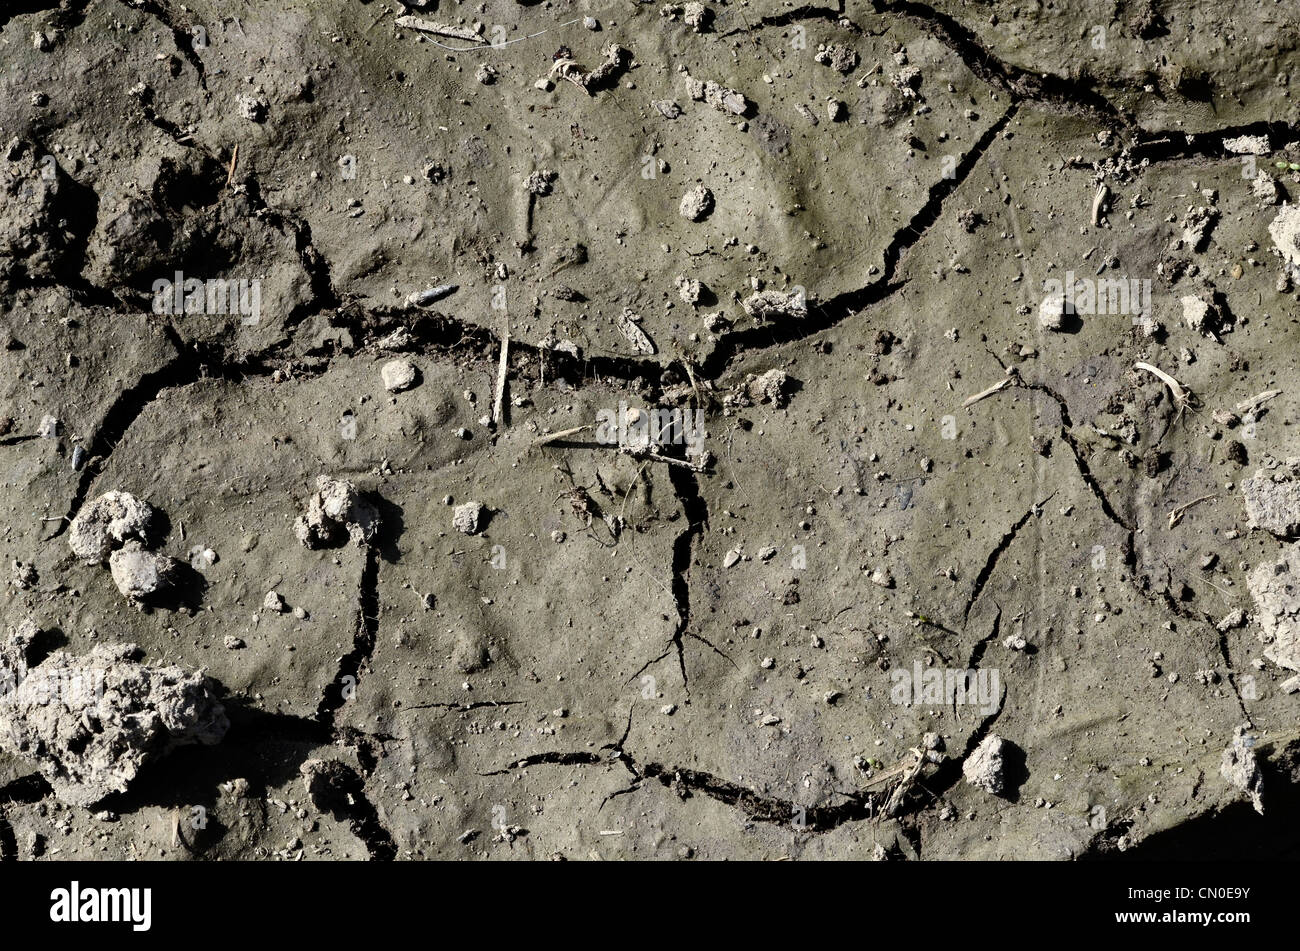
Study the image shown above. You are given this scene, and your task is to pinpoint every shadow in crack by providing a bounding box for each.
[1106,741,1300,860]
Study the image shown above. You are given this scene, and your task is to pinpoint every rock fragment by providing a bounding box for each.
[524,169,557,196]
[1181,204,1218,251]
[1268,204,1300,269]
[683,75,748,115]
[1247,541,1300,672]
[294,477,380,548]
[452,500,486,535]
[743,368,795,407]
[1220,724,1264,814]
[381,358,418,392]
[236,94,268,122]
[0,643,228,806]
[69,491,157,564]
[1180,294,1221,337]
[1242,459,1300,538]
[617,308,657,354]
[679,184,714,221]
[108,543,179,602]
[742,289,807,323]
[814,43,858,74]
[683,2,713,32]
[1252,172,1281,206]
[675,274,702,305]
[963,733,1009,795]
[1038,294,1069,331]
[1223,134,1270,154]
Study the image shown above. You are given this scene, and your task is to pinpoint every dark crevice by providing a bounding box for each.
[631,460,712,690]
[699,103,1018,377]
[316,546,381,726]
[0,0,89,34]
[49,345,191,538]
[303,759,396,861]
[488,748,881,832]
[866,0,1135,132]
[119,0,209,89]
[1125,120,1300,166]
[962,497,1049,623]
[1026,380,1136,534]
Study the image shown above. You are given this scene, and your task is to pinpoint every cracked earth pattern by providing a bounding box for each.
[2,0,1300,861]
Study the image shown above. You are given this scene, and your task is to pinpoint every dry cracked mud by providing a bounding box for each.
[1,0,1300,862]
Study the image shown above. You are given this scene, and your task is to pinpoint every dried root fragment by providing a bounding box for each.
[68,491,157,564]
[0,643,228,806]
[1133,361,1197,411]
[551,44,631,95]
[294,476,380,548]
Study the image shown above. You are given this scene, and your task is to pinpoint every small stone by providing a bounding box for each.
[236,94,268,122]
[1221,724,1264,814]
[453,500,486,535]
[108,544,177,601]
[381,359,418,392]
[264,590,287,613]
[963,734,1010,795]
[1038,294,1068,331]
[69,491,156,564]
[679,184,714,222]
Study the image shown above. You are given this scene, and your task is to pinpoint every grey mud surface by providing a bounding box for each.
[1,0,1300,860]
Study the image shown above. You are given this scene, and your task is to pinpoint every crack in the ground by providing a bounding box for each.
[866,0,1135,132]
[975,378,1251,719]
[0,773,54,862]
[699,102,1019,377]
[630,459,736,691]
[0,0,89,35]
[119,0,209,89]
[962,496,1050,624]
[488,745,882,832]
[316,545,381,727]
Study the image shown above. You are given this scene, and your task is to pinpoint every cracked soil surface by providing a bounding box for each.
[2,0,1300,861]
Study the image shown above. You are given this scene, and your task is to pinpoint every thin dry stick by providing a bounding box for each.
[620,447,702,470]
[1168,494,1216,529]
[1236,389,1281,415]
[963,375,1015,409]
[225,144,239,188]
[492,330,510,427]
[1134,361,1193,407]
